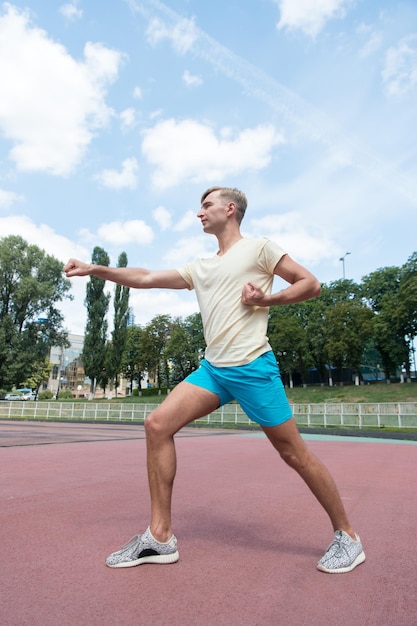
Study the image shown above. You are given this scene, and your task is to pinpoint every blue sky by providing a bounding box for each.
[1,0,416,335]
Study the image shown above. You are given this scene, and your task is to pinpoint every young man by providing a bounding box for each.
[64,186,365,574]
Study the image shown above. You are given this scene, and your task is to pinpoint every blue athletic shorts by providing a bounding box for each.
[184,350,293,427]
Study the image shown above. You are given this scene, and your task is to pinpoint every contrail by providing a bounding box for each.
[126,0,417,205]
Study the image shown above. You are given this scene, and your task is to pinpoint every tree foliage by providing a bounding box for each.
[0,235,71,389]
[107,252,130,394]
[82,246,110,395]
[120,313,205,390]
[122,324,144,393]
[361,265,411,378]
[140,314,173,387]
[268,304,313,385]
[268,270,415,384]
[165,313,205,383]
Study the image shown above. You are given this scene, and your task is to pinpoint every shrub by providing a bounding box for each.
[137,387,171,397]
[57,390,74,399]
[38,390,54,400]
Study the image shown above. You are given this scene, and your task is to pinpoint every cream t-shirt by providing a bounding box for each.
[177,237,286,367]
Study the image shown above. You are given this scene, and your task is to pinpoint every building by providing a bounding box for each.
[47,334,136,398]
[47,334,88,397]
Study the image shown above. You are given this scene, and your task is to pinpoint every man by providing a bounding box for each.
[64,186,365,574]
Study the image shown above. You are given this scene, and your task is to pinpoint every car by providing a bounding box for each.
[4,393,24,401]
[21,392,37,401]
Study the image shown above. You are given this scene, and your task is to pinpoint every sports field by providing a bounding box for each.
[1,420,416,625]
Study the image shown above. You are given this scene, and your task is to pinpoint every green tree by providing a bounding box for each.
[122,324,144,393]
[107,252,130,396]
[23,356,52,398]
[268,304,314,386]
[165,313,205,383]
[397,252,417,378]
[316,280,371,384]
[0,235,71,389]
[82,246,110,397]
[141,314,172,387]
[361,266,409,380]
[325,300,373,382]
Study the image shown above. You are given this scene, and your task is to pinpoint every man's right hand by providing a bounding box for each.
[64,259,92,277]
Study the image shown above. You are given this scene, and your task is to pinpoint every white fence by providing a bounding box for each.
[1,401,417,429]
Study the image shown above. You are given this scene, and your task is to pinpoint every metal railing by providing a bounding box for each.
[1,401,417,429]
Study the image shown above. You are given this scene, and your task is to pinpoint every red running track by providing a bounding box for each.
[1,421,416,626]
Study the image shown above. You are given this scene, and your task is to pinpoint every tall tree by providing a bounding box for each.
[397,252,417,378]
[325,300,374,382]
[107,252,130,396]
[140,314,172,387]
[268,303,314,386]
[0,235,71,389]
[318,280,369,384]
[361,267,409,380]
[165,313,205,383]
[82,246,110,397]
[122,324,143,393]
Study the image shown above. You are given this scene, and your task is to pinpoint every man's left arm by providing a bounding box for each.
[241,254,321,307]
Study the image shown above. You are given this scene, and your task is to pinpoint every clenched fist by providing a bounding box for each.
[64,259,92,277]
[241,282,268,307]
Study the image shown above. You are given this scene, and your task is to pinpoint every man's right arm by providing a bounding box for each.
[64,258,189,290]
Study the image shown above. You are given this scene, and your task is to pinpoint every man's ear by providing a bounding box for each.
[226,202,236,217]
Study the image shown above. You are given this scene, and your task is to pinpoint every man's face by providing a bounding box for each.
[197,191,231,234]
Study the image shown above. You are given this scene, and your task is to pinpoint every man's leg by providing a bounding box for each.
[262,418,354,537]
[105,381,219,569]
[144,381,220,542]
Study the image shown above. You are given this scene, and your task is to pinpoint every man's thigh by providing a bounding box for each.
[147,381,220,436]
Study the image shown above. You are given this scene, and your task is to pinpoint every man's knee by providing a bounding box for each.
[277,444,301,469]
[144,408,170,438]
[269,436,311,471]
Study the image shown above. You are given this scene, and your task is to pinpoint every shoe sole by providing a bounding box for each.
[316,550,366,574]
[106,550,179,569]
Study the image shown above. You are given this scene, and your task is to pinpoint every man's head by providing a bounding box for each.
[200,187,247,225]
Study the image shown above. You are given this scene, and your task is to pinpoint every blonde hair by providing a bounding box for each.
[201,186,247,224]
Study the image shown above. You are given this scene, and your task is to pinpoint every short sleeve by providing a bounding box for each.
[177,262,195,290]
[258,238,287,274]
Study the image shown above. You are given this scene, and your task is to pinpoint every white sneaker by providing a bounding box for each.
[106,527,179,568]
[317,530,365,573]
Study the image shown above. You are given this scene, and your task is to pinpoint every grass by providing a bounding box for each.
[284,382,417,404]
[87,382,417,405]
[3,383,417,435]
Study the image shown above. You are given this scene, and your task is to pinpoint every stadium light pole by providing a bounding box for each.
[339,252,351,279]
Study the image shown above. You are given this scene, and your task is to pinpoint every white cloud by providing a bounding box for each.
[0,4,123,175]
[382,35,417,97]
[0,214,90,265]
[276,0,353,38]
[141,119,283,188]
[0,214,106,334]
[94,157,139,189]
[0,188,23,209]
[356,23,383,58]
[146,16,198,54]
[133,86,143,99]
[130,0,417,206]
[182,69,203,86]
[174,210,196,232]
[130,289,198,326]
[248,212,340,267]
[149,109,163,120]
[163,235,216,265]
[97,219,154,245]
[120,107,136,131]
[152,205,172,230]
[59,2,83,21]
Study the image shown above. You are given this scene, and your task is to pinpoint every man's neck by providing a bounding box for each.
[216,230,243,256]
